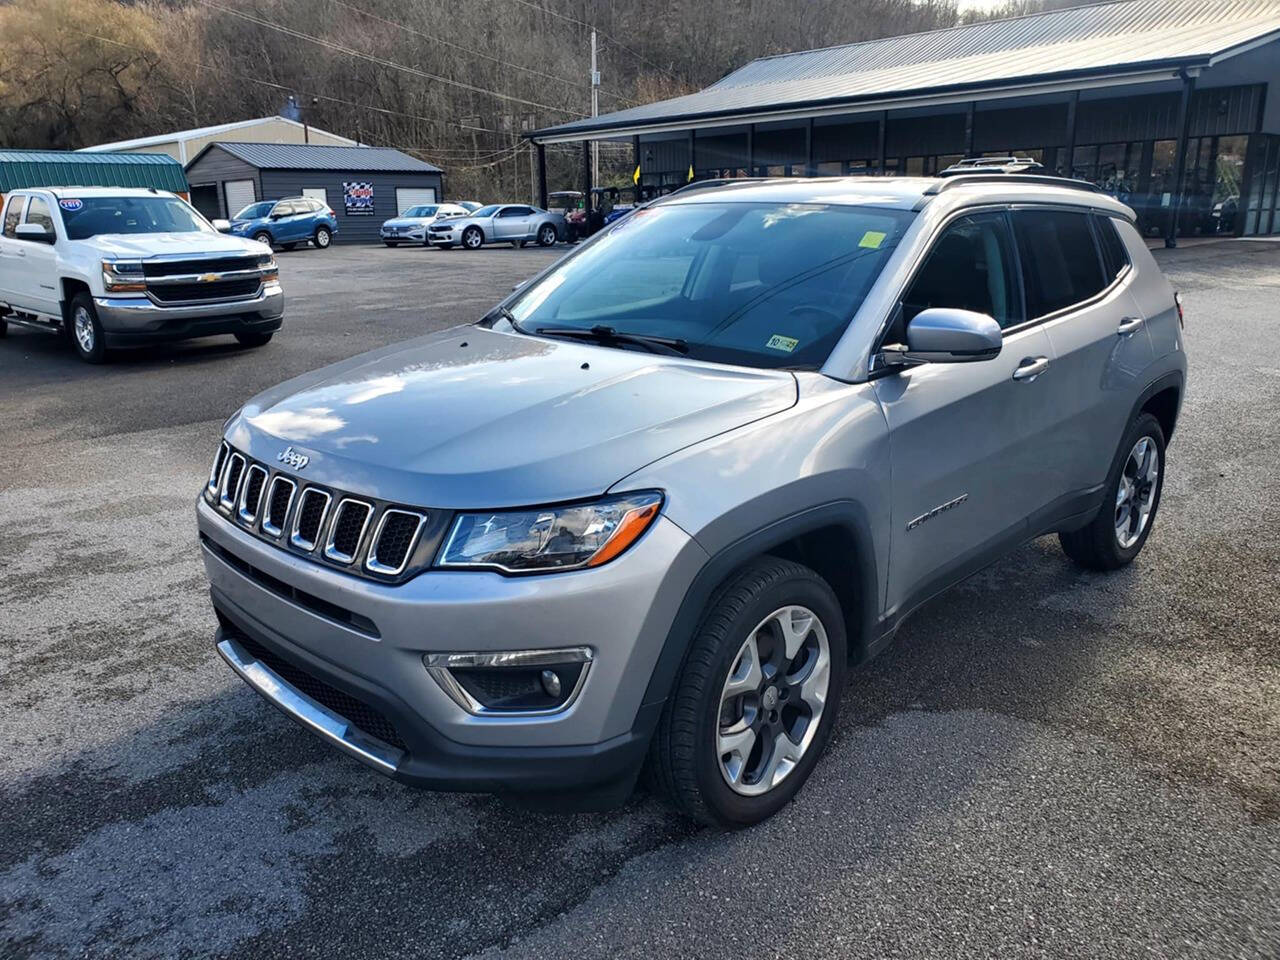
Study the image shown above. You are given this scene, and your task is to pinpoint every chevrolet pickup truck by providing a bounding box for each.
[0,186,282,363]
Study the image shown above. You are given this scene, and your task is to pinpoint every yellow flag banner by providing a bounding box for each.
[687,164,695,183]
[633,164,641,185]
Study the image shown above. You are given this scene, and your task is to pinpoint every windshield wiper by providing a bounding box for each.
[535,325,689,356]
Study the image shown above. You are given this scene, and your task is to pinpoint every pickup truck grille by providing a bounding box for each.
[149,278,262,304]
[144,256,258,277]
[206,443,436,583]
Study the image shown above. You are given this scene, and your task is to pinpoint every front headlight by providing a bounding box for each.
[439,491,662,573]
[257,253,278,282]
[101,259,146,293]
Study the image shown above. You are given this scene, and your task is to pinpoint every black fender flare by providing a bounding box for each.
[638,500,881,713]
[1131,369,1185,439]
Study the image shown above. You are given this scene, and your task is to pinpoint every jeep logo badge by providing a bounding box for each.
[277,446,310,470]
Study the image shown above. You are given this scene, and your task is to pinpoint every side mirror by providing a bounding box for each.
[893,307,1002,364]
[211,218,231,233]
[15,222,53,243]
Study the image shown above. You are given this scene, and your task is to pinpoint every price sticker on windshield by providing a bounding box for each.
[858,230,886,249]
[59,199,84,212]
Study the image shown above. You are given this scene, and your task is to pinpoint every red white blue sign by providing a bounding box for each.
[343,181,374,216]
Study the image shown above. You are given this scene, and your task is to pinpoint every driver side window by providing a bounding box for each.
[892,212,1022,343]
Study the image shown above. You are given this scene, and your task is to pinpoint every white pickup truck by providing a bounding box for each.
[0,186,283,363]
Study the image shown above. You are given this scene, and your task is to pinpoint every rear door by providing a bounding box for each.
[1010,208,1155,511]
[0,194,26,307]
[14,194,60,317]
[875,210,1061,617]
[276,200,307,242]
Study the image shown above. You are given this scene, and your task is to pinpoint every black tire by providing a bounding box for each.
[537,223,557,247]
[384,241,399,247]
[0,318,7,337]
[313,226,332,249]
[435,243,455,250]
[648,557,848,828]
[1059,412,1166,571]
[234,331,274,348]
[252,231,273,247]
[462,226,484,250]
[67,292,107,364]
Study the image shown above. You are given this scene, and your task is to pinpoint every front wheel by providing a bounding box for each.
[537,223,557,247]
[462,226,484,250]
[1059,412,1166,570]
[313,226,332,249]
[67,293,107,363]
[649,557,847,827]
[252,231,273,247]
[384,241,399,247]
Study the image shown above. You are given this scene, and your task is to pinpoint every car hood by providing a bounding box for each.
[226,327,797,509]
[94,232,266,258]
[383,217,430,228]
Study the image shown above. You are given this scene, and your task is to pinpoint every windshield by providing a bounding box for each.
[471,204,501,218]
[403,205,438,217]
[234,202,273,220]
[505,201,912,370]
[62,196,214,240]
[459,201,481,212]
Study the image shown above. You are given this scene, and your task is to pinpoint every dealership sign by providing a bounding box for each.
[343,181,374,215]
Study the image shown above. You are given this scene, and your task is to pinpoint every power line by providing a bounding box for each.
[198,0,586,118]
[329,0,639,106]
[501,0,681,82]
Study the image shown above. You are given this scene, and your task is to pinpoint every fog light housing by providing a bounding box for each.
[424,648,592,715]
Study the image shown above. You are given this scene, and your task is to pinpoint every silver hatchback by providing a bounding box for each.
[199,171,1185,827]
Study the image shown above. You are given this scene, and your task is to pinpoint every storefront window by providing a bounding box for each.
[1211,135,1247,235]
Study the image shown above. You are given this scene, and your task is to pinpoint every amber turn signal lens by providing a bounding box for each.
[587,500,661,567]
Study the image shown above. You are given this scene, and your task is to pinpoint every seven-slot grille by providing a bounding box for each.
[206,444,428,580]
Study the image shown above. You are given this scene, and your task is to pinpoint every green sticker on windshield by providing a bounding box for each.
[766,334,799,353]
[859,230,887,249]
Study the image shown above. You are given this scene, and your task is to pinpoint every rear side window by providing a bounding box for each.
[1011,209,1107,318]
[2,196,23,237]
[1094,214,1130,281]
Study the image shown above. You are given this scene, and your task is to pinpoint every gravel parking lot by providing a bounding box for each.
[2,239,1277,959]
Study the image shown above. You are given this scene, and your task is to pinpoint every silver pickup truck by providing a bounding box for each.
[0,186,283,363]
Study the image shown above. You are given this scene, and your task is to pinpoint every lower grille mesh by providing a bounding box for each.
[229,626,408,752]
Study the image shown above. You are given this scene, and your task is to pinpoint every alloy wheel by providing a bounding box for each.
[73,305,95,354]
[717,605,831,797]
[1115,435,1159,548]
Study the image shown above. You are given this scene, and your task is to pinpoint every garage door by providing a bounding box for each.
[301,187,328,207]
[395,187,436,214]
[224,179,256,218]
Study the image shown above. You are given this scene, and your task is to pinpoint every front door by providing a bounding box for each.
[495,206,531,239]
[874,210,1062,619]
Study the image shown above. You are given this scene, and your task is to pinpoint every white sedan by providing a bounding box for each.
[426,204,565,250]
[379,203,472,246]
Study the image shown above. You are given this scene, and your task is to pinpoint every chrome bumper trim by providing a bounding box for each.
[217,635,404,774]
[94,282,283,329]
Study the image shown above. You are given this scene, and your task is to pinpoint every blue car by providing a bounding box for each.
[227,197,338,250]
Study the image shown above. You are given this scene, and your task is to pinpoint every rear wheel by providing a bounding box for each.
[649,557,847,827]
[235,331,274,348]
[537,223,557,246]
[462,226,484,250]
[68,293,106,364]
[1059,412,1166,570]
[313,226,332,249]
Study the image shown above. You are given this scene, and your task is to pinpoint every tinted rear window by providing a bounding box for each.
[1094,214,1130,280]
[1011,209,1106,318]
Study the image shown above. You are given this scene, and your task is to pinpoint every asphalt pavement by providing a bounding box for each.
[1,238,1277,959]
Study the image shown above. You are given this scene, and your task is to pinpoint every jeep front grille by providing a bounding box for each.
[204,444,439,582]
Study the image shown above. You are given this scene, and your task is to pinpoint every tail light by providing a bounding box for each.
[1174,291,1184,329]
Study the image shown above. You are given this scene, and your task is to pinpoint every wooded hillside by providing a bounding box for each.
[0,0,1077,198]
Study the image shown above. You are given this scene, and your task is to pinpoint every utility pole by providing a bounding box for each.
[590,29,600,189]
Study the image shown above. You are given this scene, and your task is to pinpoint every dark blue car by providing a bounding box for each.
[228,197,338,250]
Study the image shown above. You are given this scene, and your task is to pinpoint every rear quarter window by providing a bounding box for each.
[2,196,23,237]
[1011,209,1107,318]
[1094,214,1131,280]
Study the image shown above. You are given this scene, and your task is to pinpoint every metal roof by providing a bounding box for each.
[79,116,358,152]
[191,142,442,173]
[532,0,1280,139]
[0,149,188,193]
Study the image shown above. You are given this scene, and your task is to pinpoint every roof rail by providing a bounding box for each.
[938,156,1045,175]
[666,177,772,196]
[923,172,1101,196]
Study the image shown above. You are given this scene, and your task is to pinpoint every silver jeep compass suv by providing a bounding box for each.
[198,169,1185,827]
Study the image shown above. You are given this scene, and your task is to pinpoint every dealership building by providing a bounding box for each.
[529,0,1280,241]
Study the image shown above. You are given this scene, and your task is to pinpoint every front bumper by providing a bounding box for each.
[197,495,708,796]
[95,282,284,344]
[426,228,462,246]
[381,227,425,242]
